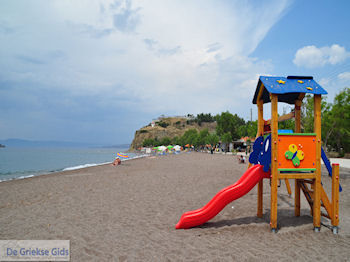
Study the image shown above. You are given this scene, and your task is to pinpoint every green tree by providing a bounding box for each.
[302,95,315,133]
[160,137,171,145]
[326,88,350,153]
[142,138,155,147]
[172,136,180,145]
[206,133,219,147]
[279,108,295,131]
[181,129,198,146]
[157,121,169,128]
[221,132,232,152]
[245,120,258,137]
[302,89,350,154]
[301,94,330,133]
[216,111,245,141]
[198,128,209,146]
[195,113,215,126]
[153,137,160,146]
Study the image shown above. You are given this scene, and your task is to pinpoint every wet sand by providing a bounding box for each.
[1,152,350,261]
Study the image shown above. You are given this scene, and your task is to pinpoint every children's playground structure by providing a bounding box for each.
[176,76,341,233]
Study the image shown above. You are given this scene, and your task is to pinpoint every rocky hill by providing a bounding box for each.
[130,117,216,150]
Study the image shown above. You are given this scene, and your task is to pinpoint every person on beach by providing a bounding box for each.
[238,155,245,164]
[112,157,121,166]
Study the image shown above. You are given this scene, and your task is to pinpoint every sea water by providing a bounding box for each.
[0,147,140,182]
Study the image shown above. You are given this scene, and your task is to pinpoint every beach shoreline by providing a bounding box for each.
[1,152,349,260]
[0,149,149,183]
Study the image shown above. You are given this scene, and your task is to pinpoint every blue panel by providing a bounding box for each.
[253,76,328,104]
[249,136,263,165]
[260,134,271,172]
[278,129,293,134]
[248,135,271,172]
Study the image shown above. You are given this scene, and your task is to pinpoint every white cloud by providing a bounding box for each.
[338,72,350,81]
[319,78,330,87]
[0,0,291,142]
[293,44,350,68]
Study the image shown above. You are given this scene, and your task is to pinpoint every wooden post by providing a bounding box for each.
[257,99,264,217]
[295,99,302,216]
[270,94,278,231]
[332,164,339,228]
[313,95,322,230]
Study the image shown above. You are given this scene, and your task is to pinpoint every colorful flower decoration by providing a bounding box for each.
[285,144,304,167]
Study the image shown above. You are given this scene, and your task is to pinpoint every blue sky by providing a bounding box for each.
[0,0,349,145]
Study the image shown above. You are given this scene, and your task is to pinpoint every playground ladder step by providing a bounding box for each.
[299,182,314,211]
[321,212,331,219]
[299,181,334,222]
[302,179,313,184]
[301,186,314,197]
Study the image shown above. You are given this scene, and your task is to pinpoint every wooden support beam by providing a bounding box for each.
[295,99,302,133]
[264,112,295,126]
[320,185,333,219]
[301,179,313,184]
[298,93,305,101]
[313,95,322,229]
[257,99,264,137]
[270,94,278,230]
[332,164,340,227]
[257,83,265,102]
[284,178,292,195]
[278,173,316,179]
[321,212,331,219]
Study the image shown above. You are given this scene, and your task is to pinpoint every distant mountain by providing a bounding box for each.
[0,139,129,148]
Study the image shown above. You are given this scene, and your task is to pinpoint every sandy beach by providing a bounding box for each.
[1,152,350,261]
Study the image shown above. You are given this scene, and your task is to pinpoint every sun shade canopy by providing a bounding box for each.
[252,76,328,105]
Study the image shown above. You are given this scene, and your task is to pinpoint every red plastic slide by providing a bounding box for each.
[175,164,270,229]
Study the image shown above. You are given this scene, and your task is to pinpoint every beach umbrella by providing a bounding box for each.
[117,152,129,158]
[185,144,190,148]
[174,145,181,151]
[167,145,174,150]
[158,146,167,151]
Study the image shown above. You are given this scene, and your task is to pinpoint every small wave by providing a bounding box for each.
[0,174,35,183]
[63,162,110,171]
[17,174,35,180]
[61,154,149,171]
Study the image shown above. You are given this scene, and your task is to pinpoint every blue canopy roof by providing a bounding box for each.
[253,76,327,104]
